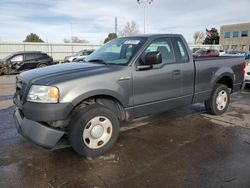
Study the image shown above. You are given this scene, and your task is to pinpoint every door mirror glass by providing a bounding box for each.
[143,51,162,65]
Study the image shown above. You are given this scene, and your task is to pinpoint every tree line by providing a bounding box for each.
[22,20,141,44]
[22,22,220,45]
[193,28,220,45]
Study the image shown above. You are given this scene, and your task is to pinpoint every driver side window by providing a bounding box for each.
[144,38,174,68]
[11,55,23,62]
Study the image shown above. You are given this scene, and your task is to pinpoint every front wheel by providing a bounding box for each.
[205,84,230,115]
[69,104,120,157]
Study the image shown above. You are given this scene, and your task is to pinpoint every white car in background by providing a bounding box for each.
[244,60,250,88]
[223,50,246,57]
[219,50,225,56]
[64,50,94,63]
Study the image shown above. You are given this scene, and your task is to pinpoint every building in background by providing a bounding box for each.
[220,22,250,52]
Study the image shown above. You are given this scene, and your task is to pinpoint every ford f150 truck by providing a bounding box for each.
[13,34,245,157]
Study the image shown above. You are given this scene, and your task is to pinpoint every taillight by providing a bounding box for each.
[242,61,246,78]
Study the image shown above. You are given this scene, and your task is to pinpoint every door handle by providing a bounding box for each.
[173,70,181,75]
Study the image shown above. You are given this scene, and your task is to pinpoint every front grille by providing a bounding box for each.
[16,78,27,102]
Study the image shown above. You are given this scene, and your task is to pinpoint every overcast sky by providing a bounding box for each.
[0,0,249,43]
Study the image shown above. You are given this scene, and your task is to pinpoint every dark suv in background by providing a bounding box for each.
[0,51,53,75]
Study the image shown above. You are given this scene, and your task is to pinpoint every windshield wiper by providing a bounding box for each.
[87,59,109,65]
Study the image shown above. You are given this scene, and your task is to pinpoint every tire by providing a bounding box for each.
[205,84,230,115]
[0,68,3,75]
[0,67,9,75]
[37,64,47,68]
[69,104,120,157]
[245,84,250,89]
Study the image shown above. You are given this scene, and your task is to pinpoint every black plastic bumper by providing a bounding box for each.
[14,108,65,149]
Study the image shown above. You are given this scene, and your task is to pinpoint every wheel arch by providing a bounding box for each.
[71,92,127,121]
[216,75,233,91]
[211,67,234,92]
[214,74,233,93]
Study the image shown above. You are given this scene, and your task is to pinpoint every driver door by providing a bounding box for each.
[132,37,183,118]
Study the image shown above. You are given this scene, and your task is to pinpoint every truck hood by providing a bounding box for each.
[18,62,114,85]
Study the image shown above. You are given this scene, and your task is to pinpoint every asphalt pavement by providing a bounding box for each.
[0,75,250,188]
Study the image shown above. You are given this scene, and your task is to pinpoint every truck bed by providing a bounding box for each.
[193,56,244,61]
[192,56,244,103]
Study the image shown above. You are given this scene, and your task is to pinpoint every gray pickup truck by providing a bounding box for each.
[14,34,245,157]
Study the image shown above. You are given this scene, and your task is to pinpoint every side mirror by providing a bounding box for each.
[143,51,162,65]
[137,51,162,70]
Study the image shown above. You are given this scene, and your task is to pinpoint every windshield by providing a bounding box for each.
[85,37,147,65]
[2,54,14,62]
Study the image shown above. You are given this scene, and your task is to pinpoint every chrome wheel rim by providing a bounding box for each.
[83,116,113,149]
[216,90,228,111]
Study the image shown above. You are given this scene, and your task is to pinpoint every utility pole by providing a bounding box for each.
[70,23,73,54]
[144,4,146,34]
[137,0,153,34]
[115,17,118,35]
[46,36,49,55]
[70,23,73,43]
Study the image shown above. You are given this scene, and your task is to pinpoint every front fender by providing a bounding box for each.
[58,78,132,108]
[71,89,127,107]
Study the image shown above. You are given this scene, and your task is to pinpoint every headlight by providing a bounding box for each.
[27,85,59,103]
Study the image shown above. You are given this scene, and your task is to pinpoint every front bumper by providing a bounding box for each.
[13,96,74,122]
[14,108,65,149]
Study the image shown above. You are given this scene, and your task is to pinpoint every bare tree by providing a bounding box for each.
[193,31,205,44]
[119,21,140,37]
[63,36,89,43]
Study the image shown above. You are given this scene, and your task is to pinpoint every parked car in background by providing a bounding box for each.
[223,50,246,57]
[193,49,220,57]
[219,49,226,56]
[0,51,53,75]
[243,55,250,88]
[73,56,87,62]
[64,50,94,63]
[192,48,202,53]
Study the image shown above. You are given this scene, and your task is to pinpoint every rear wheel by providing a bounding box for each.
[205,84,230,115]
[69,104,119,157]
